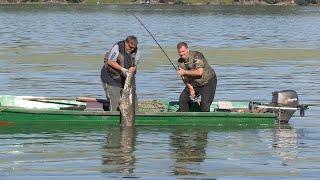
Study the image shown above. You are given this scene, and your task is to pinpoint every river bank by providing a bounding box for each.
[0,0,319,6]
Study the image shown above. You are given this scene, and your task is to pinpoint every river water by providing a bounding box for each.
[0,4,319,179]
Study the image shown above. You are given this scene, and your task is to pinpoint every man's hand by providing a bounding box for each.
[121,67,129,77]
[177,67,187,76]
[128,66,137,73]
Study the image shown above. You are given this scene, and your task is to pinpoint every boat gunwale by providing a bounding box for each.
[0,106,275,118]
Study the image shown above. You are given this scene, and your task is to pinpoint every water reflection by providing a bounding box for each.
[101,127,136,175]
[273,124,298,166]
[170,128,208,176]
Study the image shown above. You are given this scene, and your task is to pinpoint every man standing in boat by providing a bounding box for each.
[176,42,217,112]
[101,36,140,111]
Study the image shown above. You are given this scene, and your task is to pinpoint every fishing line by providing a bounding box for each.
[133,14,200,101]
[133,14,177,70]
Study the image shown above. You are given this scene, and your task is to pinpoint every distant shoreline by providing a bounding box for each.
[0,0,319,6]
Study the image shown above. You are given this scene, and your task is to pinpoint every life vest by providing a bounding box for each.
[105,40,137,84]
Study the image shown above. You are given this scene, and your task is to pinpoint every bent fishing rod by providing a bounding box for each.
[133,14,177,71]
[133,15,201,101]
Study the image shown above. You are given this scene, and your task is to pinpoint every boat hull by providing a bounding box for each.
[0,107,275,128]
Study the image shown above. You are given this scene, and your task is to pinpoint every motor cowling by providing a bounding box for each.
[272,90,299,123]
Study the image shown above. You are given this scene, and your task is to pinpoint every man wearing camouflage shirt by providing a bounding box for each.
[176,42,217,112]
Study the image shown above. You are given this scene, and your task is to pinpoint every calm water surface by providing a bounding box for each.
[0,5,320,179]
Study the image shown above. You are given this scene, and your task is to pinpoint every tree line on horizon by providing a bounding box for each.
[0,0,318,5]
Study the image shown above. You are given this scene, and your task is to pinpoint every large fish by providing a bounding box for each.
[119,71,136,127]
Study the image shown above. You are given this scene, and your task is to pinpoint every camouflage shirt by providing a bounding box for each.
[177,51,216,87]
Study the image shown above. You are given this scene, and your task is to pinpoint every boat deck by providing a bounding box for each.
[0,95,276,127]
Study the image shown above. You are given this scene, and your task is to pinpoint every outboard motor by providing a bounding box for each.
[249,90,309,123]
[272,90,299,123]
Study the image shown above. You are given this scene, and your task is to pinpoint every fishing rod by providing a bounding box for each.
[134,15,200,102]
[133,14,177,70]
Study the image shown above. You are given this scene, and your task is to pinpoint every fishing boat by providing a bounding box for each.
[0,90,308,128]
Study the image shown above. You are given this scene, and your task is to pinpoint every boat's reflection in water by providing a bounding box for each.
[170,128,208,176]
[273,124,299,166]
[99,124,300,176]
[0,121,300,176]
[101,126,209,176]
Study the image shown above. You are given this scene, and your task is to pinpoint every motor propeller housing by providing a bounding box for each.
[272,90,299,123]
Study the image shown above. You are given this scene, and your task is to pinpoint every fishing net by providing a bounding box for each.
[138,100,167,112]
